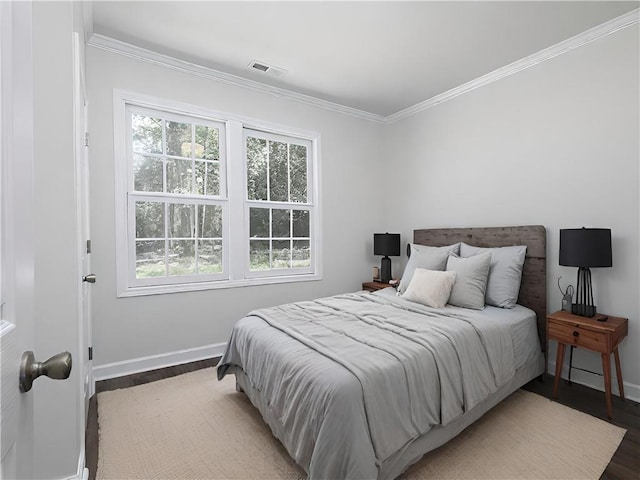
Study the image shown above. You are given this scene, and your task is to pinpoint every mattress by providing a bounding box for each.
[218,290,544,479]
[374,287,540,370]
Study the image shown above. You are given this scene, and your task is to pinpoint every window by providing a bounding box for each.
[245,130,313,276]
[127,106,227,287]
[114,92,320,296]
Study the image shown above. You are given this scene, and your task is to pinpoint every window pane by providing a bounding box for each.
[197,239,223,274]
[168,239,196,276]
[198,204,222,238]
[292,210,309,238]
[249,240,270,271]
[195,125,219,160]
[132,114,162,154]
[195,161,219,196]
[247,137,267,201]
[136,240,165,278]
[166,158,193,194]
[136,201,164,239]
[166,121,192,157]
[292,240,310,268]
[249,208,269,238]
[290,144,308,203]
[169,203,194,239]
[269,140,288,202]
[272,240,291,269]
[272,209,290,238]
[133,155,163,192]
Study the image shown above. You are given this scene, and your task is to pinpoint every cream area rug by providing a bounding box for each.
[97,368,626,480]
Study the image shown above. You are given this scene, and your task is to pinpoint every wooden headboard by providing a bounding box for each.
[413,225,547,352]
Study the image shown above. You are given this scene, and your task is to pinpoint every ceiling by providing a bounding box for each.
[90,1,639,117]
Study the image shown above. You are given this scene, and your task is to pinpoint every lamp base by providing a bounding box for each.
[380,256,391,284]
[571,303,597,318]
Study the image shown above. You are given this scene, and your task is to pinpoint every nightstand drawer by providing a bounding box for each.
[548,320,609,353]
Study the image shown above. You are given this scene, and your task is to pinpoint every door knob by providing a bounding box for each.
[82,274,96,283]
[19,351,72,393]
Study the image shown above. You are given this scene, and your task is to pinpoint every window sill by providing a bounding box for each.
[117,273,322,298]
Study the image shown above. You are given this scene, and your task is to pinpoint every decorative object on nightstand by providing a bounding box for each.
[557,278,574,312]
[559,227,612,318]
[547,310,628,419]
[374,233,400,284]
[372,266,380,281]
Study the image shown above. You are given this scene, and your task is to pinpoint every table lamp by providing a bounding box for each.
[374,233,400,284]
[559,227,612,319]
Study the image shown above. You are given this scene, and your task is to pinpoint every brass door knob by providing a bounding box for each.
[19,351,72,393]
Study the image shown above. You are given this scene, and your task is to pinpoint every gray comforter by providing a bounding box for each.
[217,291,517,479]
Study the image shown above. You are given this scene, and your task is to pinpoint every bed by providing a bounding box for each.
[218,225,547,479]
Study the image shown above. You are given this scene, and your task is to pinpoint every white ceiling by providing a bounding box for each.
[90,1,639,117]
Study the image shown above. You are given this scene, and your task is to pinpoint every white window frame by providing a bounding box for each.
[125,104,229,287]
[114,90,322,297]
[243,128,315,279]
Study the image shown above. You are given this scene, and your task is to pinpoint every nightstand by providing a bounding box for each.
[362,281,394,292]
[547,310,628,419]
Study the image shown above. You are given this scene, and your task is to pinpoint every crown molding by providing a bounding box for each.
[87,33,387,124]
[386,8,639,123]
[88,8,638,125]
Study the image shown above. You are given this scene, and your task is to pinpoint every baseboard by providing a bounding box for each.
[92,343,227,382]
[548,359,640,403]
[62,448,86,480]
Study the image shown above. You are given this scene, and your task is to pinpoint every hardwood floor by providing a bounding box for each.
[87,362,639,480]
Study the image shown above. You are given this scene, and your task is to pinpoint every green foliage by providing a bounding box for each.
[246,135,308,203]
[132,113,221,196]
[130,111,311,279]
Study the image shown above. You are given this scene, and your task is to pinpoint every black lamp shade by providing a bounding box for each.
[374,233,400,257]
[559,228,612,268]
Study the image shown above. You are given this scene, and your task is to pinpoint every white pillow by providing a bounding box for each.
[402,268,456,308]
[459,243,527,308]
[398,243,460,294]
[446,252,491,310]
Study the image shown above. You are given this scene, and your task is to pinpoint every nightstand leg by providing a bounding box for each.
[553,343,566,398]
[601,353,613,420]
[567,345,575,385]
[614,347,625,400]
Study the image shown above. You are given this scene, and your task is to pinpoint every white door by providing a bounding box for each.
[0,2,36,479]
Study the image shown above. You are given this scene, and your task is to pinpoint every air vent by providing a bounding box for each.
[248,60,287,78]
[251,62,269,72]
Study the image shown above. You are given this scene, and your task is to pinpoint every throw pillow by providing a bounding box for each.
[402,268,457,308]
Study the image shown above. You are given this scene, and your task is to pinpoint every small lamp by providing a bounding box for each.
[559,227,612,319]
[374,233,400,284]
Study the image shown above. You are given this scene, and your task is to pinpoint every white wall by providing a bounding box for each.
[383,26,640,399]
[87,48,386,370]
[32,2,85,478]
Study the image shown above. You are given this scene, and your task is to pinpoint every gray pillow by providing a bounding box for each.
[446,252,491,310]
[398,243,460,294]
[459,242,527,308]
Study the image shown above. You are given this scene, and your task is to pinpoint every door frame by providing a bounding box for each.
[73,28,92,468]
